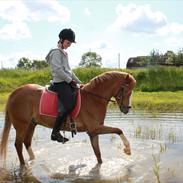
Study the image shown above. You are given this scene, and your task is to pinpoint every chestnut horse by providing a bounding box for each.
[0,71,136,166]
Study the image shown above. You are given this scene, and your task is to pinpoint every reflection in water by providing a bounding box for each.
[0,110,183,183]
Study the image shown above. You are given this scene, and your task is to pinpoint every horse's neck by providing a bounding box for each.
[86,80,117,99]
[81,81,117,122]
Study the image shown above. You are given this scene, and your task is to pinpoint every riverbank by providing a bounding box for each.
[1,91,183,113]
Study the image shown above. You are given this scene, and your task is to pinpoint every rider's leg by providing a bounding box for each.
[51,112,69,143]
[51,82,76,143]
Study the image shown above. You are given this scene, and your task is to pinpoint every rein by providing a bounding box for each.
[80,88,116,103]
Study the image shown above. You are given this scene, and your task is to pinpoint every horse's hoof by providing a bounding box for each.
[124,148,131,155]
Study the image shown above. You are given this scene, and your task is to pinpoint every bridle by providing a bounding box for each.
[114,84,131,113]
[80,84,131,113]
[80,89,116,103]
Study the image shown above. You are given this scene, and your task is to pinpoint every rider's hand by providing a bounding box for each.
[80,83,84,88]
[70,80,78,88]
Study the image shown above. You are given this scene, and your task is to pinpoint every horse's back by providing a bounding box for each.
[8,84,43,103]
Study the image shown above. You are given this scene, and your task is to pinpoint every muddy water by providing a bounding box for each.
[0,110,183,183]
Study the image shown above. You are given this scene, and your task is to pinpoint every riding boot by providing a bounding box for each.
[51,114,69,143]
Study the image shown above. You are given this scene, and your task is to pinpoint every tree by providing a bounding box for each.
[164,51,176,65]
[32,60,49,69]
[149,49,160,65]
[175,48,183,66]
[17,57,32,69]
[79,51,102,67]
[17,57,48,69]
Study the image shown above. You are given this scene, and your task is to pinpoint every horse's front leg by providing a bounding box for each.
[89,125,131,155]
[88,134,102,164]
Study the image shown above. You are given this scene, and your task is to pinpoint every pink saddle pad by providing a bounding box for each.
[39,89,81,119]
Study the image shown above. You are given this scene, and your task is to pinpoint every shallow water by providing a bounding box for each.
[0,110,183,183]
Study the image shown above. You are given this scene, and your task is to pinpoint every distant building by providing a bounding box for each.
[126,56,149,68]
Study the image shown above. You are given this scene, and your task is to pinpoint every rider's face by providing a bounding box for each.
[62,39,72,49]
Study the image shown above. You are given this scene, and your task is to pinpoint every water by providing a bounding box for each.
[0,110,183,183]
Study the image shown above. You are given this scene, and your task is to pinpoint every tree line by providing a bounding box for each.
[127,48,183,68]
[15,48,183,70]
[16,51,102,69]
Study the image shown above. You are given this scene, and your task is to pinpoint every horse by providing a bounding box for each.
[0,71,136,166]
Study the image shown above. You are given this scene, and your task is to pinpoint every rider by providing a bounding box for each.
[45,28,81,143]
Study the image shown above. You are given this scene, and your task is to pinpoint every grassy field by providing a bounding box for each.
[0,92,8,111]
[1,66,183,112]
[1,91,183,113]
[133,91,183,112]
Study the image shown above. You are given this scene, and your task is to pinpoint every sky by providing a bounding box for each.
[0,0,183,69]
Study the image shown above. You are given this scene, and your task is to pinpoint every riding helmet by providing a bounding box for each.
[58,28,76,43]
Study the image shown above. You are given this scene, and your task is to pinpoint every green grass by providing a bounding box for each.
[0,92,9,111]
[1,66,183,92]
[133,91,183,112]
[0,68,52,92]
[1,91,183,113]
[1,67,183,112]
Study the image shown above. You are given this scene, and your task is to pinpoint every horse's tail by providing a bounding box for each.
[0,106,12,162]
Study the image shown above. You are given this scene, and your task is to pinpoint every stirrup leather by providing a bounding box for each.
[70,118,77,138]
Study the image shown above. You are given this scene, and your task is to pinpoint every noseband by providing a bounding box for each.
[114,85,131,112]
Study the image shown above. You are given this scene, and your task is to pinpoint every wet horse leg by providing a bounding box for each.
[88,134,102,164]
[14,123,29,165]
[89,125,131,155]
[24,121,37,161]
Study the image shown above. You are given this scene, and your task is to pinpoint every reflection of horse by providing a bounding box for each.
[0,71,136,166]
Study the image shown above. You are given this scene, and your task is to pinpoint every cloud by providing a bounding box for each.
[0,1,29,22]
[108,3,183,36]
[157,22,183,36]
[0,51,45,68]
[0,0,70,40]
[84,8,91,16]
[80,40,127,68]
[24,0,70,22]
[86,40,110,50]
[0,22,31,40]
[0,0,70,23]
[165,37,183,47]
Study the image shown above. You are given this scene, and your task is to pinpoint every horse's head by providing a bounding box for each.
[114,74,136,114]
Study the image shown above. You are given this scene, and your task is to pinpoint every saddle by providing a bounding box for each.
[39,86,81,137]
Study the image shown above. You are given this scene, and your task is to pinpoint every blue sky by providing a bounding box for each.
[0,0,183,68]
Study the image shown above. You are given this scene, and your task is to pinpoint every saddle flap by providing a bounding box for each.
[70,91,81,119]
[39,89,58,117]
[39,88,81,119]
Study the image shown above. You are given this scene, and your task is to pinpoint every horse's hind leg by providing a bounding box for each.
[15,125,28,165]
[24,120,37,161]
[88,134,102,164]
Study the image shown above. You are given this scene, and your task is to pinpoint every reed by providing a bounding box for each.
[152,154,161,183]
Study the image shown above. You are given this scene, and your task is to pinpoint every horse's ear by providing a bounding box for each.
[125,74,131,84]
[126,73,136,88]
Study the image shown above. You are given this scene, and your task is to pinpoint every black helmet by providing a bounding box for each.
[58,28,76,43]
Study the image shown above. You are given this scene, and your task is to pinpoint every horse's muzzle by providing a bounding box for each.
[120,105,131,114]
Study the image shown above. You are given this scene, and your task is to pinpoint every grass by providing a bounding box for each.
[133,91,183,112]
[1,67,183,113]
[1,91,183,113]
[0,92,9,111]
